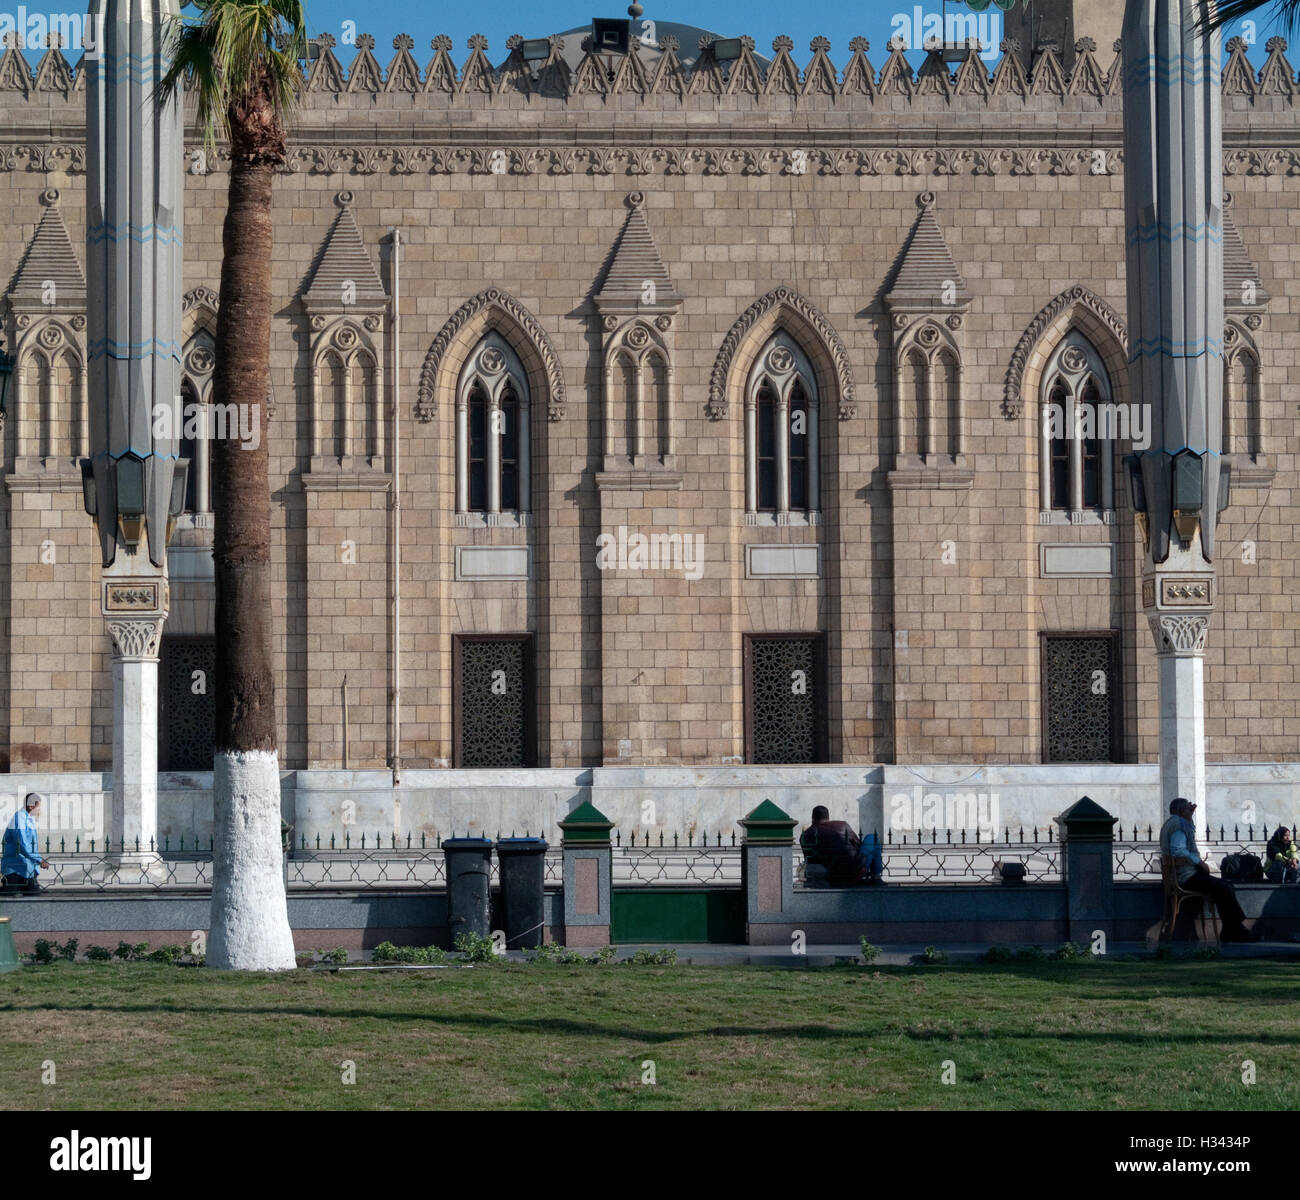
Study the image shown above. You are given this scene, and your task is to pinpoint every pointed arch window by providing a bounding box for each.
[894,323,963,463]
[746,333,819,522]
[1223,325,1263,460]
[456,333,531,521]
[1038,332,1116,520]
[178,331,216,515]
[12,327,87,465]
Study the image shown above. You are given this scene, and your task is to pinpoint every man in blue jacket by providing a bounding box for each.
[1160,797,1258,943]
[3,793,49,894]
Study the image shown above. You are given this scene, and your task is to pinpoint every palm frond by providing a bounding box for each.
[155,0,307,151]
[1198,0,1300,37]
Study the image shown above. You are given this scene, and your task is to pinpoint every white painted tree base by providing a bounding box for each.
[208,749,297,971]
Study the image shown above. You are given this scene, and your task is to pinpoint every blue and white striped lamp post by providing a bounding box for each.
[82,0,186,866]
[1122,0,1225,833]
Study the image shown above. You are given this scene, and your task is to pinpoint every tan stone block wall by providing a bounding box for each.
[0,91,1296,771]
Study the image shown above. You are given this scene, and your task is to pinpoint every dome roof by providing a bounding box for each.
[540,18,766,74]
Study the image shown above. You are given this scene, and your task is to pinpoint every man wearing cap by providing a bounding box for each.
[1160,797,1258,943]
[2,793,49,895]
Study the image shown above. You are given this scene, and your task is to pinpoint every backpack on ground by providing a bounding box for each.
[1220,853,1265,883]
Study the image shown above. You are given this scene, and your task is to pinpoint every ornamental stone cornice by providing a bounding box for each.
[1,137,1300,177]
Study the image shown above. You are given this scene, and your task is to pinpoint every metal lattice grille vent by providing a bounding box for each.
[1043,636,1117,763]
[750,638,819,764]
[458,639,528,767]
[161,638,216,771]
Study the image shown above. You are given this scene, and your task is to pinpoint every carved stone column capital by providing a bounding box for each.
[1148,613,1209,655]
[106,617,165,662]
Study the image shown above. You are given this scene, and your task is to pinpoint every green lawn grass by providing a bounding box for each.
[3,959,1298,1109]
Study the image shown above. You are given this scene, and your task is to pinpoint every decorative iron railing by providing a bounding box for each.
[18,824,1293,892]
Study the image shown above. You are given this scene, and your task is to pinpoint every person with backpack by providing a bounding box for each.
[1264,827,1299,885]
[800,806,883,886]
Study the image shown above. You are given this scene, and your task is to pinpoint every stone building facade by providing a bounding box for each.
[0,14,1297,836]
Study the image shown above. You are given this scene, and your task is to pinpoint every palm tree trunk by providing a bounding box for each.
[206,86,295,971]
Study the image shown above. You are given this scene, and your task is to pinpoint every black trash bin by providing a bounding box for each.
[496,838,548,950]
[443,837,493,944]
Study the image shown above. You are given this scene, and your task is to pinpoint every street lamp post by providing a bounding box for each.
[82,0,186,870]
[1122,0,1224,837]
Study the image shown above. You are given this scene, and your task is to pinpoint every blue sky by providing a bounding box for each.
[290,0,1281,64]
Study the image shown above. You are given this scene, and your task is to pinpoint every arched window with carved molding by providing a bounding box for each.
[1038,332,1117,519]
[745,332,818,522]
[456,332,531,521]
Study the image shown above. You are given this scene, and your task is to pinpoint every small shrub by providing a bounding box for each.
[984,945,1015,963]
[628,948,677,966]
[1014,945,1048,963]
[114,941,149,962]
[146,944,185,964]
[858,937,881,965]
[85,945,113,963]
[1054,942,1088,961]
[372,941,447,965]
[588,945,617,965]
[454,931,502,963]
[921,945,947,965]
[59,938,79,962]
[529,942,585,965]
[318,948,348,964]
[29,939,55,965]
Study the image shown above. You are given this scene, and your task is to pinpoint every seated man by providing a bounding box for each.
[800,806,882,886]
[1265,826,1299,884]
[1160,797,1259,943]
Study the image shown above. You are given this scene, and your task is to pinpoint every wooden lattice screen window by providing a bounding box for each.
[744,634,827,765]
[1041,633,1122,763]
[159,636,216,771]
[453,635,536,768]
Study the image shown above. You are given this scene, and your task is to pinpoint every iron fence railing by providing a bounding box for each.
[615,847,741,886]
[19,824,1294,892]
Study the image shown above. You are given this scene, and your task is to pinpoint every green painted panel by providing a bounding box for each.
[610,888,745,944]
